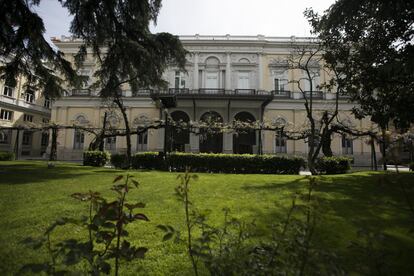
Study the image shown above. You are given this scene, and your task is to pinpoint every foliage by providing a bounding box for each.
[307,1,414,129]
[0,1,76,99]
[130,152,305,174]
[410,162,414,171]
[20,175,149,275]
[0,151,14,161]
[315,156,352,174]
[111,154,129,169]
[83,150,110,167]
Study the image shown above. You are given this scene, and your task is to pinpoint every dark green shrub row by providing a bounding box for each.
[409,162,414,171]
[83,151,110,167]
[130,152,305,174]
[315,156,352,174]
[0,151,15,161]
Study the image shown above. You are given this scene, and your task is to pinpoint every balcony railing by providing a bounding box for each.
[132,89,153,96]
[168,88,190,94]
[198,88,225,95]
[71,89,91,96]
[272,90,291,98]
[304,91,324,99]
[234,89,256,95]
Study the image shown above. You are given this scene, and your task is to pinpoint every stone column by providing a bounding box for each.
[258,53,263,90]
[226,52,231,90]
[190,133,199,152]
[193,52,199,89]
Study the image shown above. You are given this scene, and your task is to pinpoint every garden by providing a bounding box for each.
[0,160,413,275]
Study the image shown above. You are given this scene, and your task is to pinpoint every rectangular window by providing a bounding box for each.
[237,72,250,89]
[0,130,11,144]
[342,136,353,154]
[105,136,117,150]
[137,131,148,152]
[25,90,35,103]
[22,131,32,146]
[3,86,14,97]
[41,132,49,147]
[274,78,288,92]
[44,97,51,108]
[73,129,85,150]
[23,114,33,122]
[0,109,13,120]
[174,71,186,89]
[275,130,287,153]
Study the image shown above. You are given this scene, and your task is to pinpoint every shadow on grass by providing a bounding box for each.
[0,162,91,185]
[242,172,414,273]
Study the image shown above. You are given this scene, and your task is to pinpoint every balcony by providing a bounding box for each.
[132,89,153,96]
[234,89,256,95]
[304,91,324,99]
[71,89,92,96]
[198,88,225,95]
[272,90,291,99]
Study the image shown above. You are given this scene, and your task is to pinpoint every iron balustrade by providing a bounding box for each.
[272,90,291,98]
[71,89,91,96]
[304,91,324,99]
[234,89,256,95]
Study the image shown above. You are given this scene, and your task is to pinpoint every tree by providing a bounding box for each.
[1,0,187,166]
[306,0,414,170]
[284,41,343,174]
[0,0,77,98]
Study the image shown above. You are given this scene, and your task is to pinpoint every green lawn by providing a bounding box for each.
[0,161,413,275]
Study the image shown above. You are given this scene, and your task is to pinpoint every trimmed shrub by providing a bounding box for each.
[131,152,165,170]
[130,152,305,174]
[83,151,110,167]
[315,156,352,174]
[111,154,128,169]
[0,151,15,161]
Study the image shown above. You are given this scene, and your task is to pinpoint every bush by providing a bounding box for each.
[0,151,15,161]
[130,152,305,174]
[111,154,128,169]
[409,162,414,171]
[315,156,352,174]
[83,151,110,167]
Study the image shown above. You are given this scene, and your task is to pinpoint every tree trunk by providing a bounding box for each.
[381,128,387,171]
[371,137,378,171]
[14,129,20,160]
[115,99,132,168]
[98,112,108,152]
[50,127,58,161]
[321,129,333,157]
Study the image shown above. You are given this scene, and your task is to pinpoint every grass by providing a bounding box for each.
[0,161,413,275]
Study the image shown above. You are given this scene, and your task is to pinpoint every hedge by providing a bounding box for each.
[315,156,352,174]
[0,151,15,161]
[409,162,414,171]
[83,151,110,167]
[129,152,305,174]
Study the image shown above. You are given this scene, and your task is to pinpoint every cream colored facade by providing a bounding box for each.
[50,35,378,166]
[0,76,51,158]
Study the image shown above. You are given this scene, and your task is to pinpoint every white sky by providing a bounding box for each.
[36,0,335,40]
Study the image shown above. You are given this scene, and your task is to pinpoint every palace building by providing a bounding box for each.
[1,35,378,165]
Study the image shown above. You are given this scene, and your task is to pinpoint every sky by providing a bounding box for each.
[35,0,335,41]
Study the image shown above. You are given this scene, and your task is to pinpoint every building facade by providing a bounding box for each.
[49,35,377,165]
[0,76,51,158]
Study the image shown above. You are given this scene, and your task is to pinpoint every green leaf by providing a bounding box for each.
[134,213,149,221]
[156,225,168,232]
[131,179,139,187]
[134,247,148,259]
[113,175,123,183]
[163,232,174,241]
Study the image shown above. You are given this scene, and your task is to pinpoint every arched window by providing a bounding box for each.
[199,111,223,153]
[73,129,85,150]
[134,115,149,152]
[274,118,287,153]
[169,111,190,152]
[233,112,256,154]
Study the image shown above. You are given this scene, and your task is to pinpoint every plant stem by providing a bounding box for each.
[184,172,198,276]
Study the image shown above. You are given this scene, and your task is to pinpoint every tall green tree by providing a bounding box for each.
[306,0,414,170]
[63,0,187,166]
[1,0,187,166]
[0,0,76,98]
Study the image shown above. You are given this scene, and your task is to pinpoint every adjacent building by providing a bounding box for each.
[0,76,51,158]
